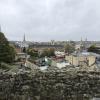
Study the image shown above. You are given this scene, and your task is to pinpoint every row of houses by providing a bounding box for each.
[9,35,100,72]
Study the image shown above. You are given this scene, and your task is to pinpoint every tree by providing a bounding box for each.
[64,44,75,55]
[0,32,16,63]
[23,47,26,53]
[40,48,55,57]
[88,45,100,54]
[0,32,9,44]
[27,48,39,60]
[48,48,55,57]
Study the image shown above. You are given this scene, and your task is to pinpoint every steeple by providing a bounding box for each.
[80,37,83,45]
[85,37,87,42]
[80,37,84,52]
[81,37,83,42]
[23,34,26,42]
[85,37,88,50]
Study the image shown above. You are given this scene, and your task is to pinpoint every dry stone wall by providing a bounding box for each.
[0,70,100,100]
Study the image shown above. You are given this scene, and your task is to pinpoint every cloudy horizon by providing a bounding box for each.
[0,0,100,41]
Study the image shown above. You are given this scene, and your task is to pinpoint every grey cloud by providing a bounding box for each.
[0,0,100,41]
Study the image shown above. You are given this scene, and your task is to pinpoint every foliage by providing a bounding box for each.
[27,49,39,60]
[27,48,55,58]
[0,32,16,63]
[0,32,9,44]
[0,62,11,70]
[40,48,55,57]
[64,43,75,54]
[22,47,26,53]
[88,45,100,54]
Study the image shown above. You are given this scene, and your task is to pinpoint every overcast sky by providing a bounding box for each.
[0,0,100,41]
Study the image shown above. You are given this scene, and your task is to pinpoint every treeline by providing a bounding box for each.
[0,32,16,63]
[88,45,100,54]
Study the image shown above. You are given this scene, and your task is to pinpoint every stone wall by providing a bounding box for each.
[0,70,100,100]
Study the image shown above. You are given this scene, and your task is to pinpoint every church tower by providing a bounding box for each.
[80,37,83,45]
[23,34,26,42]
[84,37,88,50]
[21,34,29,53]
[80,37,84,52]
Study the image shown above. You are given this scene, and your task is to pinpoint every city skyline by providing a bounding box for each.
[0,0,100,41]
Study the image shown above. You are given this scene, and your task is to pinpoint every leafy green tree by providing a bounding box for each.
[48,48,55,57]
[88,45,100,53]
[0,32,9,44]
[8,45,16,62]
[64,44,75,55]
[23,47,26,53]
[0,32,16,63]
[27,48,39,60]
[40,48,55,57]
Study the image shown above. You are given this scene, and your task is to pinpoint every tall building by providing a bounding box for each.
[21,34,29,48]
[51,40,55,45]
[23,34,26,42]
[20,34,29,53]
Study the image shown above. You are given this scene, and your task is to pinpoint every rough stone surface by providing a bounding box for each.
[0,68,100,100]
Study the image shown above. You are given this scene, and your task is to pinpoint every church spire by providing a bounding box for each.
[81,37,83,42]
[23,34,26,42]
[80,37,83,45]
[85,37,87,42]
